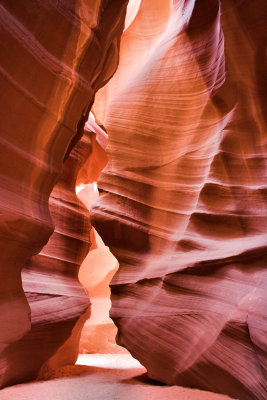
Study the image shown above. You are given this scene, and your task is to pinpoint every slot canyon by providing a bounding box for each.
[0,1,266,399]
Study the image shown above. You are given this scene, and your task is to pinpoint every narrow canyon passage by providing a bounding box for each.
[76,181,127,355]
[75,114,132,356]
[0,0,266,399]
[1,112,234,400]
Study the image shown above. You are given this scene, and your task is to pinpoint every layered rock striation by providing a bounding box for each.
[91,1,267,399]
[0,0,128,387]
[18,130,92,385]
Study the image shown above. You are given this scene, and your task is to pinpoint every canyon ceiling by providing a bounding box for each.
[0,1,266,399]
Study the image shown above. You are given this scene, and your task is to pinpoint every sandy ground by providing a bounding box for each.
[0,354,236,400]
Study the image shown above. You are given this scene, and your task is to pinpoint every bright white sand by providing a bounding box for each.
[0,354,235,400]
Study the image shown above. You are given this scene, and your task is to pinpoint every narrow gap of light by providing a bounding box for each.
[75,182,98,195]
[75,184,86,195]
[89,111,95,121]
[76,354,144,370]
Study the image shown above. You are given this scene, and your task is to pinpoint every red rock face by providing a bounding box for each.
[16,131,92,386]
[91,1,267,399]
[0,0,127,387]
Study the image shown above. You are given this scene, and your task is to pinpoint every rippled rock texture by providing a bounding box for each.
[0,0,127,387]
[91,1,267,399]
[20,130,92,385]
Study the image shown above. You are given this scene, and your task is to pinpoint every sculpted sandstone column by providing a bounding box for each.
[0,0,128,387]
[91,0,267,399]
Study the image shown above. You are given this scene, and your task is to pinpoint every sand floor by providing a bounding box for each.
[0,354,236,400]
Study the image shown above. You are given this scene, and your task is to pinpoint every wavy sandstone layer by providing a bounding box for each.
[91,1,267,399]
[0,0,127,387]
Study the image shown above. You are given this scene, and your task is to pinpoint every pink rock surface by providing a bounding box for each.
[91,1,267,399]
[18,130,92,386]
[0,0,127,387]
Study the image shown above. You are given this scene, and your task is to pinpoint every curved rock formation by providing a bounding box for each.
[91,0,267,399]
[0,0,128,387]
[18,130,92,386]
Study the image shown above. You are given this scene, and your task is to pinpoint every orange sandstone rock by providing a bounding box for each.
[91,1,267,399]
[0,0,127,387]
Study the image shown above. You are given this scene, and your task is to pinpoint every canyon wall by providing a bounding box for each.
[0,0,266,398]
[0,0,128,387]
[91,1,267,399]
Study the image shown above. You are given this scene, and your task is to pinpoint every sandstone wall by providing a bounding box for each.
[91,1,267,399]
[0,0,127,387]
